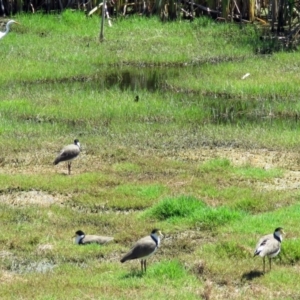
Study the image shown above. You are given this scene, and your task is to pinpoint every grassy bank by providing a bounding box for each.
[0,11,300,299]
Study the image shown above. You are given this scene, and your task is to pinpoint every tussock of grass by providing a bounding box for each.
[233,165,283,179]
[142,195,245,228]
[279,239,300,265]
[144,195,206,219]
[215,241,250,259]
[232,196,270,213]
[147,260,189,280]
[198,158,231,173]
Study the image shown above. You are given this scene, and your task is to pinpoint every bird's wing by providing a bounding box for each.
[260,239,280,257]
[254,234,273,255]
[54,144,80,164]
[120,236,157,262]
[254,234,280,256]
[83,235,114,245]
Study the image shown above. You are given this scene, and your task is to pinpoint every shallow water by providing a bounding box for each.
[97,67,299,127]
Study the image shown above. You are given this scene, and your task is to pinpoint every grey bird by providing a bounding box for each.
[254,227,284,273]
[120,229,163,272]
[74,230,114,245]
[54,139,80,175]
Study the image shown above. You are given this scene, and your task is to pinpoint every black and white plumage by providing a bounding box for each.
[74,230,114,245]
[0,20,19,40]
[54,139,80,175]
[254,227,284,273]
[120,229,163,272]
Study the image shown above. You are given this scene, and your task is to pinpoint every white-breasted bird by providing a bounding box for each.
[74,230,114,245]
[254,227,284,273]
[120,229,163,272]
[0,20,19,40]
[54,139,81,175]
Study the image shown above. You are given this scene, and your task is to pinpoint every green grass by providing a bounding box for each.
[0,11,300,300]
[232,165,283,179]
[198,158,231,172]
[142,195,245,228]
[0,260,200,299]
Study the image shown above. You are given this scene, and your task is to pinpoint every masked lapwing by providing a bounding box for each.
[74,230,114,245]
[254,227,284,273]
[120,229,163,272]
[54,139,80,175]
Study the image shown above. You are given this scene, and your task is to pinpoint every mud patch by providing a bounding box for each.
[0,190,68,206]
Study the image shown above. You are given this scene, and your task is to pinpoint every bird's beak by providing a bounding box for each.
[159,231,164,238]
[15,22,20,25]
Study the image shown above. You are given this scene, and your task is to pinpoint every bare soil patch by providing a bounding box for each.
[0,190,68,206]
[178,147,300,191]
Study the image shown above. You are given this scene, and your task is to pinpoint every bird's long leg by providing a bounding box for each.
[140,260,146,272]
[269,257,272,270]
[263,257,265,273]
[68,162,72,175]
[144,260,147,273]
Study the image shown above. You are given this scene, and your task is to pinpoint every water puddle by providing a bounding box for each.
[17,67,181,91]
[103,68,176,91]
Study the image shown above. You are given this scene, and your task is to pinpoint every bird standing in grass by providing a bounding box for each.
[54,139,81,175]
[0,20,19,40]
[254,227,284,273]
[74,230,114,245]
[120,229,163,272]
